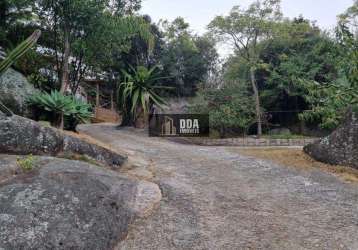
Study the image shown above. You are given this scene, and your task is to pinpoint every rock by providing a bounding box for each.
[0,155,161,250]
[0,68,38,115]
[130,181,162,218]
[63,135,126,167]
[269,127,291,135]
[0,113,127,168]
[304,108,358,168]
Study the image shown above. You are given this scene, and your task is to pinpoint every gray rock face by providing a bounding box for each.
[304,109,358,168]
[0,155,161,250]
[0,68,37,115]
[0,113,127,168]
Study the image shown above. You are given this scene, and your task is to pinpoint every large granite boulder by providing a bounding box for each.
[0,155,161,249]
[0,68,38,115]
[0,112,127,168]
[304,108,358,168]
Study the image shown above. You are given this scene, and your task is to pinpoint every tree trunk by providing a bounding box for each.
[60,27,70,94]
[119,99,135,127]
[120,110,136,127]
[53,113,64,130]
[250,66,262,137]
[132,106,146,128]
[59,113,64,130]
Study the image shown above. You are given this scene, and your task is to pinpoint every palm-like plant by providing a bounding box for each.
[0,30,41,116]
[28,91,92,129]
[118,65,169,121]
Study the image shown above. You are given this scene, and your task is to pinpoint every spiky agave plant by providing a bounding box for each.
[0,30,41,116]
[28,90,72,129]
[28,90,92,130]
[67,96,93,123]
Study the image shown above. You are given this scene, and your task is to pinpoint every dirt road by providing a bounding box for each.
[78,124,358,250]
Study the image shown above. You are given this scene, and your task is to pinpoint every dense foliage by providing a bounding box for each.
[209,0,282,136]
[190,84,255,137]
[299,2,358,129]
[160,18,219,96]
[218,1,358,133]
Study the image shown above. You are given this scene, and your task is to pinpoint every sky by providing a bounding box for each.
[140,0,354,58]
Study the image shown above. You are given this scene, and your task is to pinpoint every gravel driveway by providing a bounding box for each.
[78,124,358,250]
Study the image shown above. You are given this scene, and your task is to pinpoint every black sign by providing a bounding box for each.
[149,114,209,137]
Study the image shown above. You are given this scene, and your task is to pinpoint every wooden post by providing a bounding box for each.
[96,82,100,107]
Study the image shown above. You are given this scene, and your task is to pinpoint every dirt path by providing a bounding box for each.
[78,124,358,250]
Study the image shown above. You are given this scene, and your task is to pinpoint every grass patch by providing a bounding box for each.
[236,148,358,183]
[17,154,38,171]
[60,153,102,167]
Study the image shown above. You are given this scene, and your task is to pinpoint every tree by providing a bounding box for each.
[35,0,108,93]
[0,0,35,46]
[160,17,218,96]
[119,15,164,68]
[34,0,153,94]
[69,14,154,94]
[107,0,142,15]
[259,18,342,129]
[337,0,358,88]
[209,0,282,136]
[299,1,358,129]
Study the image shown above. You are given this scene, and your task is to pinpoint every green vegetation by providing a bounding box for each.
[209,0,282,136]
[0,30,41,75]
[209,0,358,135]
[190,84,256,138]
[1,0,357,137]
[298,3,358,129]
[0,30,41,115]
[160,17,219,96]
[28,91,92,130]
[16,154,37,171]
[118,65,168,126]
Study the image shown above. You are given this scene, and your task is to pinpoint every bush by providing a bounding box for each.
[189,84,256,137]
[299,80,358,130]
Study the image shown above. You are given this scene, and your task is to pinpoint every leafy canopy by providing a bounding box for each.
[208,0,282,64]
